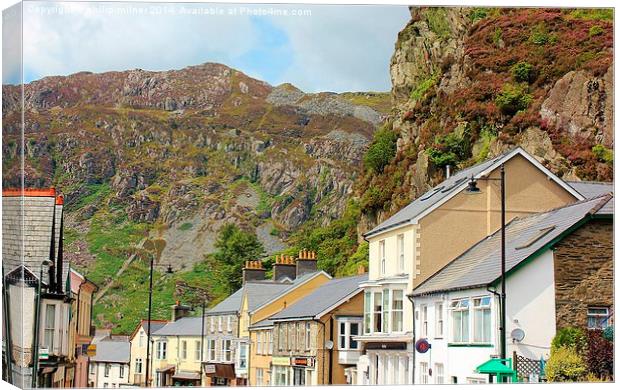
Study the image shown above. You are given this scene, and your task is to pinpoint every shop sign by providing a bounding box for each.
[86,344,97,357]
[291,357,314,367]
[204,364,216,374]
[272,356,291,366]
[39,348,49,360]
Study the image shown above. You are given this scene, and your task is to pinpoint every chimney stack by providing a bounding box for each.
[273,254,296,282]
[243,260,266,283]
[172,301,191,321]
[296,249,318,278]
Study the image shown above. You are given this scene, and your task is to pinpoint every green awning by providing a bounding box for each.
[476,358,515,375]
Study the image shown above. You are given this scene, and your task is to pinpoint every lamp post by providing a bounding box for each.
[143,238,166,387]
[165,265,208,386]
[465,163,507,362]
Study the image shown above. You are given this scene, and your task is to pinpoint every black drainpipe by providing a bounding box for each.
[406,294,416,385]
[328,316,334,385]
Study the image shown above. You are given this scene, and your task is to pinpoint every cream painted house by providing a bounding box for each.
[128,319,168,385]
[356,147,584,385]
[151,316,205,387]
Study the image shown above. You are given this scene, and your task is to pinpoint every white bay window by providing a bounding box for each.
[363,288,405,334]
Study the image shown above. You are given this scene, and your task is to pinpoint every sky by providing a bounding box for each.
[3,1,411,92]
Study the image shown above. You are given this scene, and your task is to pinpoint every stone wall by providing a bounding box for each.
[553,218,613,329]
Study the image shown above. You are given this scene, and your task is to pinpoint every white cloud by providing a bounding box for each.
[19,1,410,92]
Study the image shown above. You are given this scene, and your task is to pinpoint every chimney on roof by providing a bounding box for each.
[172,301,191,322]
[273,254,296,282]
[295,249,318,278]
[243,260,266,283]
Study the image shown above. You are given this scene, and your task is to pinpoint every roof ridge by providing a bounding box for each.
[588,193,614,215]
[567,180,614,185]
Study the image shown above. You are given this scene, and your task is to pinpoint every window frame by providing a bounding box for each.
[391,290,404,333]
[181,340,187,360]
[305,322,311,351]
[43,303,57,350]
[473,296,492,343]
[435,302,444,339]
[104,363,111,378]
[587,306,610,329]
[397,234,405,272]
[450,299,470,344]
[379,240,386,276]
[420,304,428,337]
[337,319,363,350]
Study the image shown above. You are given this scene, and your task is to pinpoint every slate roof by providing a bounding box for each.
[567,181,614,215]
[364,147,583,238]
[270,274,367,321]
[412,195,612,297]
[91,339,130,363]
[153,316,203,337]
[2,190,64,288]
[207,287,245,315]
[248,271,330,313]
[248,318,275,329]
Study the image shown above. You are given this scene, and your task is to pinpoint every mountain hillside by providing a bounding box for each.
[2,63,389,332]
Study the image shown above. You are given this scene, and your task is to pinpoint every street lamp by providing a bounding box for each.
[143,238,166,387]
[465,163,507,363]
[165,265,208,386]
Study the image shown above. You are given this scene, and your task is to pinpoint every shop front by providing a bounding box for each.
[171,370,202,386]
[204,363,235,386]
[271,356,316,386]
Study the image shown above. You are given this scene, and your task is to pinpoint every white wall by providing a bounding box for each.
[412,249,557,384]
[506,249,556,360]
[90,362,130,388]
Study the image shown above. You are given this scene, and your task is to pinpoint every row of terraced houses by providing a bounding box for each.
[3,147,613,387]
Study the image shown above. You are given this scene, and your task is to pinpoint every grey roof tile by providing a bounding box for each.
[91,339,130,363]
[412,195,611,296]
[153,316,203,336]
[270,274,367,320]
[207,287,244,315]
[567,181,613,199]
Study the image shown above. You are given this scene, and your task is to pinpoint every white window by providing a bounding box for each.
[373,291,383,333]
[473,297,492,343]
[181,340,187,359]
[227,315,233,332]
[208,339,216,361]
[135,358,143,374]
[397,234,405,272]
[257,332,263,355]
[419,362,429,384]
[382,289,390,333]
[435,303,444,338]
[104,363,111,377]
[238,342,247,369]
[364,292,371,334]
[223,339,232,361]
[139,331,144,347]
[195,341,201,361]
[119,365,124,378]
[218,316,223,332]
[392,290,404,332]
[256,368,264,386]
[296,323,303,351]
[210,317,215,332]
[421,305,428,337]
[380,240,386,275]
[44,304,56,350]
[451,299,470,343]
[156,340,167,359]
[268,331,273,354]
[279,325,285,351]
[103,383,108,388]
[305,322,311,350]
[587,307,610,329]
[434,363,444,384]
[338,320,362,350]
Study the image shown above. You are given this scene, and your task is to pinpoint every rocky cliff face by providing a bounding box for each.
[2,63,388,270]
[357,7,613,232]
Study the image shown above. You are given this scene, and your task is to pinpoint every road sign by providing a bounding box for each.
[415,338,431,354]
[87,344,97,357]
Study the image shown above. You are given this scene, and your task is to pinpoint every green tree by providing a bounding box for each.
[208,223,265,293]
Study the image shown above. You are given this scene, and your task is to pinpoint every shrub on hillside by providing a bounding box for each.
[511,61,535,83]
[495,84,533,115]
[425,130,470,168]
[363,127,398,173]
[589,25,604,37]
[592,144,613,164]
[545,346,587,382]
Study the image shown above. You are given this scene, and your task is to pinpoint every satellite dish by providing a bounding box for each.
[324,340,334,350]
[511,328,526,342]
